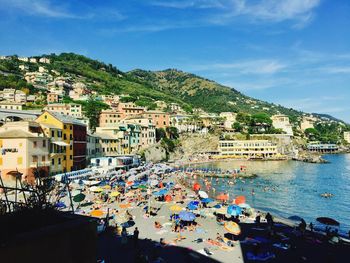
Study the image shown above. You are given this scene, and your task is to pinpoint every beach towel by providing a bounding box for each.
[246,252,275,261]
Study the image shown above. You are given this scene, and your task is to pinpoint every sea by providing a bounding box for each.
[188,154,350,235]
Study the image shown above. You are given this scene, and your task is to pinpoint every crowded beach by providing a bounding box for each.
[51,163,350,263]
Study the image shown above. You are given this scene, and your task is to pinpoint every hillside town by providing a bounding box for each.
[1,55,350,184]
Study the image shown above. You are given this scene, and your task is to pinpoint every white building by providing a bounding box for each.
[220,112,237,130]
[271,114,294,136]
[300,116,316,131]
[218,140,278,158]
[14,90,27,103]
[344,131,350,143]
[18,57,29,62]
[19,65,29,71]
[39,57,50,64]
[0,102,23,110]
[44,103,82,118]
[1,88,15,101]
[29,58,37,63]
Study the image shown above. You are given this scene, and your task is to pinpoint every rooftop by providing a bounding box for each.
[0,129,40,138]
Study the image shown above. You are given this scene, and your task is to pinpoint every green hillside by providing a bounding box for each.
[0,53,338,125]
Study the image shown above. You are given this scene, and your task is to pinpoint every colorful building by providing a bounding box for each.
[142,110,171,129]
[36,111,87,172]
[0,122,50,183]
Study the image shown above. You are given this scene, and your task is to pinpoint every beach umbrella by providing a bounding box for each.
[119,203,131,209]
[73,193,85,202]
[90,186,103,193]
[187,201,200,210]
[238,203,251,209]
[126,181,134,187]
[316,217,340,226]
[179,211,196,221]
[156,189,168,195]
[165,195,172,202]
[55,201,66,209]
[227,205,242,216]
[121,221,135,228]
[193,182,201,191]
[102,185,111,190]
[288,215,304,221]
[224,222,241,235]
[201,198,214,203]
[216,193,229,201]
[90,210,104,217]
[82,180,100,186]
[110,191,121,197]
[198,191,208,199]
[213,203,222,209]
[170,204,183,212]
[216,207,227,215]
[234,196,246,205]
[138,185,147,190]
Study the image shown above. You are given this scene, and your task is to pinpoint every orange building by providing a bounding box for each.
[142,111,171,129]
[99,110,123,127]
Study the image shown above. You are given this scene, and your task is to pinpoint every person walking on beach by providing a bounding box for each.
[121,227,128,247]
[133,227,139,248]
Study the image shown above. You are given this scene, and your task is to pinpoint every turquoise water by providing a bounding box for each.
[189,154,350,234]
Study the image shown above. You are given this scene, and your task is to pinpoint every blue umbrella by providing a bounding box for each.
[213,204,222,209]
[55,201,66,209]
[201,198,214,203]
[179,211,196,221]
[227,205,242,216]
[187,201,200,210]
[158,189,168,195]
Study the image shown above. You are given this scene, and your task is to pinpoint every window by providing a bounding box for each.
[42,156,45,162]
[52,159,55,165]
[33,141,37,148]
[32,156,38,162]
[70,155,72,160]
[58,158,61,165]
[43,140,46,147]
[64,134,67,140]
[70,145,72,150]
[64,125,66,129]
[70,134,73,140]
[51,130,54,137]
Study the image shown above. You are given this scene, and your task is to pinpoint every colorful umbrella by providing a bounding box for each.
[165,195,172,202]
[90,186,103,193]
[170,204,183,212]
[187,201,199,210]
[119,203,131,209]
[227,205,242,216]
[102,185,112,190]
[201,198,214,203]
[179,211,196,221]
[316,217,340,226]
[138,185,147,190]
[216,193,229,201]
[193,182,201,191]
[224,222,241,235]
[55,201,66,208]
[73,193,85,202]
[216,207,227,215]
[90,210,104,217]
[234,196,246,205]
[110,191,121,197]
[198,191,208,199]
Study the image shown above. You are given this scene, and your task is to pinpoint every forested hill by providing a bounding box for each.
[0,52,335,123]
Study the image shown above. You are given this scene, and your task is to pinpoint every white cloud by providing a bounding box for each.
[321,66,350,74]
[190,59,287,75]
[151,0,226,9]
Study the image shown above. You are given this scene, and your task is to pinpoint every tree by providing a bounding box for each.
[156,128,166,142]
[232,122,242,132]
[166,127,179,140]
[304,128,319,140]
[84,97,109,132]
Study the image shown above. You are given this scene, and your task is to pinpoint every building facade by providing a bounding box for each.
[218,140,278,158]
[344,131,350,143]
[271,114,294,136]
[44,103,82,118]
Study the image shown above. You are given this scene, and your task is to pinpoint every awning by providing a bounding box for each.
[52,141,69,146]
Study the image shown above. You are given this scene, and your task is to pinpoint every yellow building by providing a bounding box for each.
[36,111,76,172]
[218,140,278,159]
[40,123,68,174]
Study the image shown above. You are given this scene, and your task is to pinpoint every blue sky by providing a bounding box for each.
[0,0,350,122]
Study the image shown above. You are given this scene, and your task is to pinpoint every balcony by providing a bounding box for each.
[29,161,51,168]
